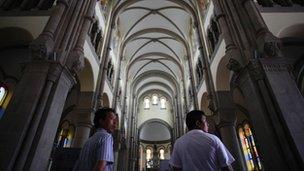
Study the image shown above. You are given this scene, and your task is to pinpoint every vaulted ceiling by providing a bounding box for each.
[112,0,198,128]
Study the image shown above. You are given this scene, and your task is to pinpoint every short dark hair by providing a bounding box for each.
[93,107,115,129]
[186,110,206,130]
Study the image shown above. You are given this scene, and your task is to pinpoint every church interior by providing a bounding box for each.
[0,0,304,170]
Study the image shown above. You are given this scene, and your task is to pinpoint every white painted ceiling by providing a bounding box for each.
[113,0,196,131]
[139,121,171,141]
[116,0,194,83]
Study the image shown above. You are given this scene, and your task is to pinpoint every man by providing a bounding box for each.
[169,110,235,171]
[74,107,117,171]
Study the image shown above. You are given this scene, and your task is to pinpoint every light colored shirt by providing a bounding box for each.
[169,129,235,171]
[73,128,114,171]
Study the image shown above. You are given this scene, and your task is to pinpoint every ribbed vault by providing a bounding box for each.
[112,0,198,144]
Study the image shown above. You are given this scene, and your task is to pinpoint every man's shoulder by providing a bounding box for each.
[202,132,221,142]
[96,129,112,137]
[97,131,112,140]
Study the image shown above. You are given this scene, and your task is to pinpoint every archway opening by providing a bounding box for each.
[139,121,172,171]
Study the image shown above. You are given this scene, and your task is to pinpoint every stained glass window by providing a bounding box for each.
[160,98,166,109]
[144,98,150,109]
[238,123,262,171]
[0,84,8,119]
[57,121,75,148]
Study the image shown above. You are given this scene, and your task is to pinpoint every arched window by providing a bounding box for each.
[160,98,166,109]
[0,84,8,119]
[152,94,158,105]
[238,122,262,171]
[159,148,165,160]
[146,148,152,160]
[144,97,150,109]
[57,121,75,148]
[294,62,304,96]
[146,147,153,168]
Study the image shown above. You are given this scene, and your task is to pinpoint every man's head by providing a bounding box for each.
[186,110,208,132]
[93,107,117,133]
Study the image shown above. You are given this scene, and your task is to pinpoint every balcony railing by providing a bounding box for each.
[0,0,56,11]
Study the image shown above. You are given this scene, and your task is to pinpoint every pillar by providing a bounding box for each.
[259,58,304,169]
[215,91,247,171]
[0,61,75,170]
[228,58,303,170]
[72,108,93,148]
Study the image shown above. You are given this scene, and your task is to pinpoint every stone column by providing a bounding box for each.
[259,58,304,169]
[93,2,115,110]
[72,108,93,148]
[215,91,246,171]
[70,91,94,147]
[0,61,76,171]
[228,59,300,170]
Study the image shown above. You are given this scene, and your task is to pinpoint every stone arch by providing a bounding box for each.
[278,24,304,95]
[112,0,197,30]
[277,23,304,38]
[78,58,94,92]
[232,87,246,110]
[61,82,80,119]
[0,27,33,83]
[232,87,250,125]
[200,92,212,116]
[293,57,304,95]
[215,55,231,91]
[0,27,33,49]
[200,92,216,134]
[278,24,304,60]
[138,119,172,142]
[102,92,110,107]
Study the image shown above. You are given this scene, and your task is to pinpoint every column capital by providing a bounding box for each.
[76,122,93,128]
[214,108,237,126]
[66,48,85,76]
[226,58,243,73]
[247,59,265,81]
[30,33,55,61]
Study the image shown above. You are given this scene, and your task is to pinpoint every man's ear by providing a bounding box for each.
[99,118,104,127]
[195,120,201,127]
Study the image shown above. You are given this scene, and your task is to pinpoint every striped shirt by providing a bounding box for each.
[73,128,114,171]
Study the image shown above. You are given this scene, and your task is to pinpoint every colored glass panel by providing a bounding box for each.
[0,86,7,106]
[0,85,8,119]
[238,124,262,171]
[57,122,74,148]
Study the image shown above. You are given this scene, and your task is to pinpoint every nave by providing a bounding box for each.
[0,0,304,170]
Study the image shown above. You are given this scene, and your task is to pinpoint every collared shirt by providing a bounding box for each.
[74,128,114,171]
[169,129,235,171]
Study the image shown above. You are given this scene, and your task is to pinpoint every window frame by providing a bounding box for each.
[237,121,262,171]
[160,97,166,109]
[144,97,150,109]
[0,83,8,107]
